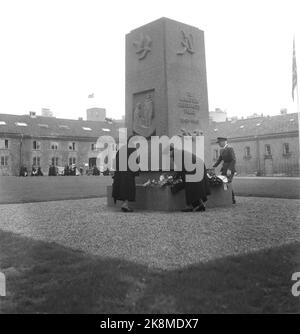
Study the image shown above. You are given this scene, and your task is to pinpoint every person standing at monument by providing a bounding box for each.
[212,137,236,204]
[112,136,139,212]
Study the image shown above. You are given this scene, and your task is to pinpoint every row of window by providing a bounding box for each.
[32,157,77,167]
[38,141,77,151]
[1,139,119,152]
[1,139,91,151]
[1,156,77,167]
[213,143,291,160]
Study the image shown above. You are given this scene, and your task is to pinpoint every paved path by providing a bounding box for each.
[0,197,299,270]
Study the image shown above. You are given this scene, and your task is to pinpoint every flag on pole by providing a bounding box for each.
[292,38,297,101]
[88,93,94,98]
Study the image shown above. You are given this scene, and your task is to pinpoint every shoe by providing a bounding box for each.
[121,207,133,212]
[194,205,206,212]
[181,207,193,212]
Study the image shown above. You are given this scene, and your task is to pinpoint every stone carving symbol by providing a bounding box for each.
[134,94,154,128]
[133,33,152,60]
[177,30,195,55]
[133,93,155,137]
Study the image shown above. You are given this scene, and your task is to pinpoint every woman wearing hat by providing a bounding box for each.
[213,137,236,204]
[112,136,139,212]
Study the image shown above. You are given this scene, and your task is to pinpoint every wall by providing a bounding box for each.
[0,136,102,176]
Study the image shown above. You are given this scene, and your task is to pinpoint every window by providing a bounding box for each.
[51,157,59,166]
[265,144,272,156]
[50,142,58,150]
[0,156,9,166]
[91,143,96,151]
[283,143,290,155]
[0,139,9,149]
[83,127,92,131]
[59,125,70,130]
[15,122,27,127]
[213,149,219,160]
[32,156,41,166]
[244,146,251,157]
[69,142,76,151]
[0,121,6,125]
[33,140,41,150]
[38,123,49,128]
[102,128,111,132]
[69,157,76,166]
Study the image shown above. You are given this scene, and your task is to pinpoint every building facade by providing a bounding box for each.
[0,113,119,176]
[209,113,299,176]
[1,111,299,177]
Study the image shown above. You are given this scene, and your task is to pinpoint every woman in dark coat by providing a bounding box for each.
[174,150,210,212]
[181,162,210,211]
[170,130,211,212]
[112,142,139,212]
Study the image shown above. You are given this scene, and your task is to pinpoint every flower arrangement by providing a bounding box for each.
[142,173,183,188]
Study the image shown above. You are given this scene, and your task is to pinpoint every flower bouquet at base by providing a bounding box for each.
[141,173,184,193]
[206,168,229,190]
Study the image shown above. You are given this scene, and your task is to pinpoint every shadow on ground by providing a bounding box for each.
[0,229,299,314]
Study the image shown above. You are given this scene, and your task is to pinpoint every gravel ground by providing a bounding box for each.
[0,197,299,270]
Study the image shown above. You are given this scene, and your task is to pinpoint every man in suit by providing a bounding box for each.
[213,137,236,204]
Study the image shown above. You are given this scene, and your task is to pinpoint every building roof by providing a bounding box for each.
[0,113,120,139]
[209,113,299,141]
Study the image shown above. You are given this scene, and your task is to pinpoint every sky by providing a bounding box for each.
[0,0,299,120]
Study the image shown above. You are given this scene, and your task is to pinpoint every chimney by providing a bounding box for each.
[41,108,54,117]
[280,108,287,115]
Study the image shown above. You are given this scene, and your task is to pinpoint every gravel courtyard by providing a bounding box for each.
[0,197,299,270]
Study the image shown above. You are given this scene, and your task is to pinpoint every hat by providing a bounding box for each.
[217,136,227,142]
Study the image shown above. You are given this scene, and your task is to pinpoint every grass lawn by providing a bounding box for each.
[0,229,299,314]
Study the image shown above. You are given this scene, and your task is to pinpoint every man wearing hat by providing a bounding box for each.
[213,137,236,204]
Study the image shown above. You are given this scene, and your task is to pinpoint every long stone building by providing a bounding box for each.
[0,111,299,176]
[210,112,299,176]
[0,112,119,176]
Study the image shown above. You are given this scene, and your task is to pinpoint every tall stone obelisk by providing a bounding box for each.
[125,17,210,163]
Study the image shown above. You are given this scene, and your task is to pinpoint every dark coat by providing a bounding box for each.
[177,152,211,205]
[112,146,139,203]
[183,165,211,205]
[213,145,236,176]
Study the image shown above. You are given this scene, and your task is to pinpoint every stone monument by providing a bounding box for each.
[107,17,233,210]
[126,17,210,162]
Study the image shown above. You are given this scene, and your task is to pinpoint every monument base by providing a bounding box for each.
[107,183,233,211]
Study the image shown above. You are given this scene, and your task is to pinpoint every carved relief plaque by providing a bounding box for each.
[132,90,155,137]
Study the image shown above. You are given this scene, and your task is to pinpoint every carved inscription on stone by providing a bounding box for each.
[178,93,200,125]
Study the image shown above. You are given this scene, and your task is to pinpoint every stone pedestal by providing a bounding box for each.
[107,183,233,211]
